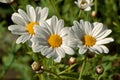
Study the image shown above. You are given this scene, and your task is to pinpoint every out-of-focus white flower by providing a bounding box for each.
[70,20,114,54]
[75,0,93,11]
[31,16,75,62]
[8,5,49,44]
[0,0,14,3]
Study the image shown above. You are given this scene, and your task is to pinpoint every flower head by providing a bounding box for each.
[0,0,14,3]
[8,5,48,44]
[75,0,93,11]
[70,20,114,54]
[31,16,75,62]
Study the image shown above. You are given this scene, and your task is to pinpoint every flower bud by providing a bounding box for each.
[91,11,97,17]
[31,61,44,73]
[87,52,95,58]
[68,57,76,64]
[95,65,104,75]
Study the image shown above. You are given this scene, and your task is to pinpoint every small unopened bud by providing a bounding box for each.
[31,61,44,73]
[91,11,97,17]
[68,57,76,64]
[87,52,95,58]
[95,65,104,75]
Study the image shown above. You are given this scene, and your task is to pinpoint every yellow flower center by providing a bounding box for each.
[81,0,87,5]
[48,34,62,48]
[83,35,96,47]
[26,22,38,35]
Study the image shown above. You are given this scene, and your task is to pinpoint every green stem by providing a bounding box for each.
[96,74,101,80]
[50,0,61,18]
[95,0,97,12]
[0,53,15,79]
[78,10,82,18]
[58,63,77,75]
[78,56,87,80]
[44,69,61,79]
[10,5,16,12]
[6,0,16,12]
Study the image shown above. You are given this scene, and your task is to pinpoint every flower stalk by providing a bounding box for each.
[78,56,87,80]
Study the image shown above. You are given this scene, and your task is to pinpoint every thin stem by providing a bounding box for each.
[43,69,61,79]
[6,0,16,12]
[10,5,16,12]
[96,74,101,80]
[78,10,82,18]
[0,51,15,79]
[50,0,61,18]
[78,56,87,80]
[95,0,97,12]
[58,63,77,75]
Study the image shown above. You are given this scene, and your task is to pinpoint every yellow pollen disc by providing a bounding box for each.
[48,34,62,48]
[83,35,96,47]
[26,22,38,35]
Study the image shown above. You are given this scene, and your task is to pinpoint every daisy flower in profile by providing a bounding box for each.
[8,5,48,44]
[75,0,93,11]
[31,16,75,62]
[70,20,114,54]
[0,0,14,3]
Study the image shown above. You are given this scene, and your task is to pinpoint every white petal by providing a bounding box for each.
[34,25,50,38]
[18,9,29,23]
[12,13,26,26]
[92,23,103,37]
[45,48,58,59]
[41,46,52,56]
[59,27,69,37]
[80,20,86,31]
[84,7,91,11]
[35,7,41,22]
[8,25,25,31]
[36,7,41,14]
[78,45,87,54]
[54,57,61,63]
[31,36,47,45]
[96,30,112,40]
[67,38,78,48]
[46,18,51,25]
[0,0,13,3]
[32,44,43,52]
[84,21,92,34]
[16,34,31,44]
[91,45,103,53]
[55,20,64,34]
[69,27,82,40]
[61,45,74,55]
[40,7,49,22]
[8,25,26,35]
[99,45,109,53]
[74,1,78,5]
[41,22,53,34]
[55,47,65,58]
[51,16,58,32]
[26,5,36,22]
[96,38,114,45]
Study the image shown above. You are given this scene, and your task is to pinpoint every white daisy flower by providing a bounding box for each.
[31,16,75,62]
[70,20,114,54]
[0,0,14,3]
[8,5,49,44]
[75,0,93,11]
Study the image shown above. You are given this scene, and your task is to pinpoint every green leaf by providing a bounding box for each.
[59,72,79,80]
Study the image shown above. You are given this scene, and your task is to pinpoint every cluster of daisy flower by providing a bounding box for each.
[2,0,113,63]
